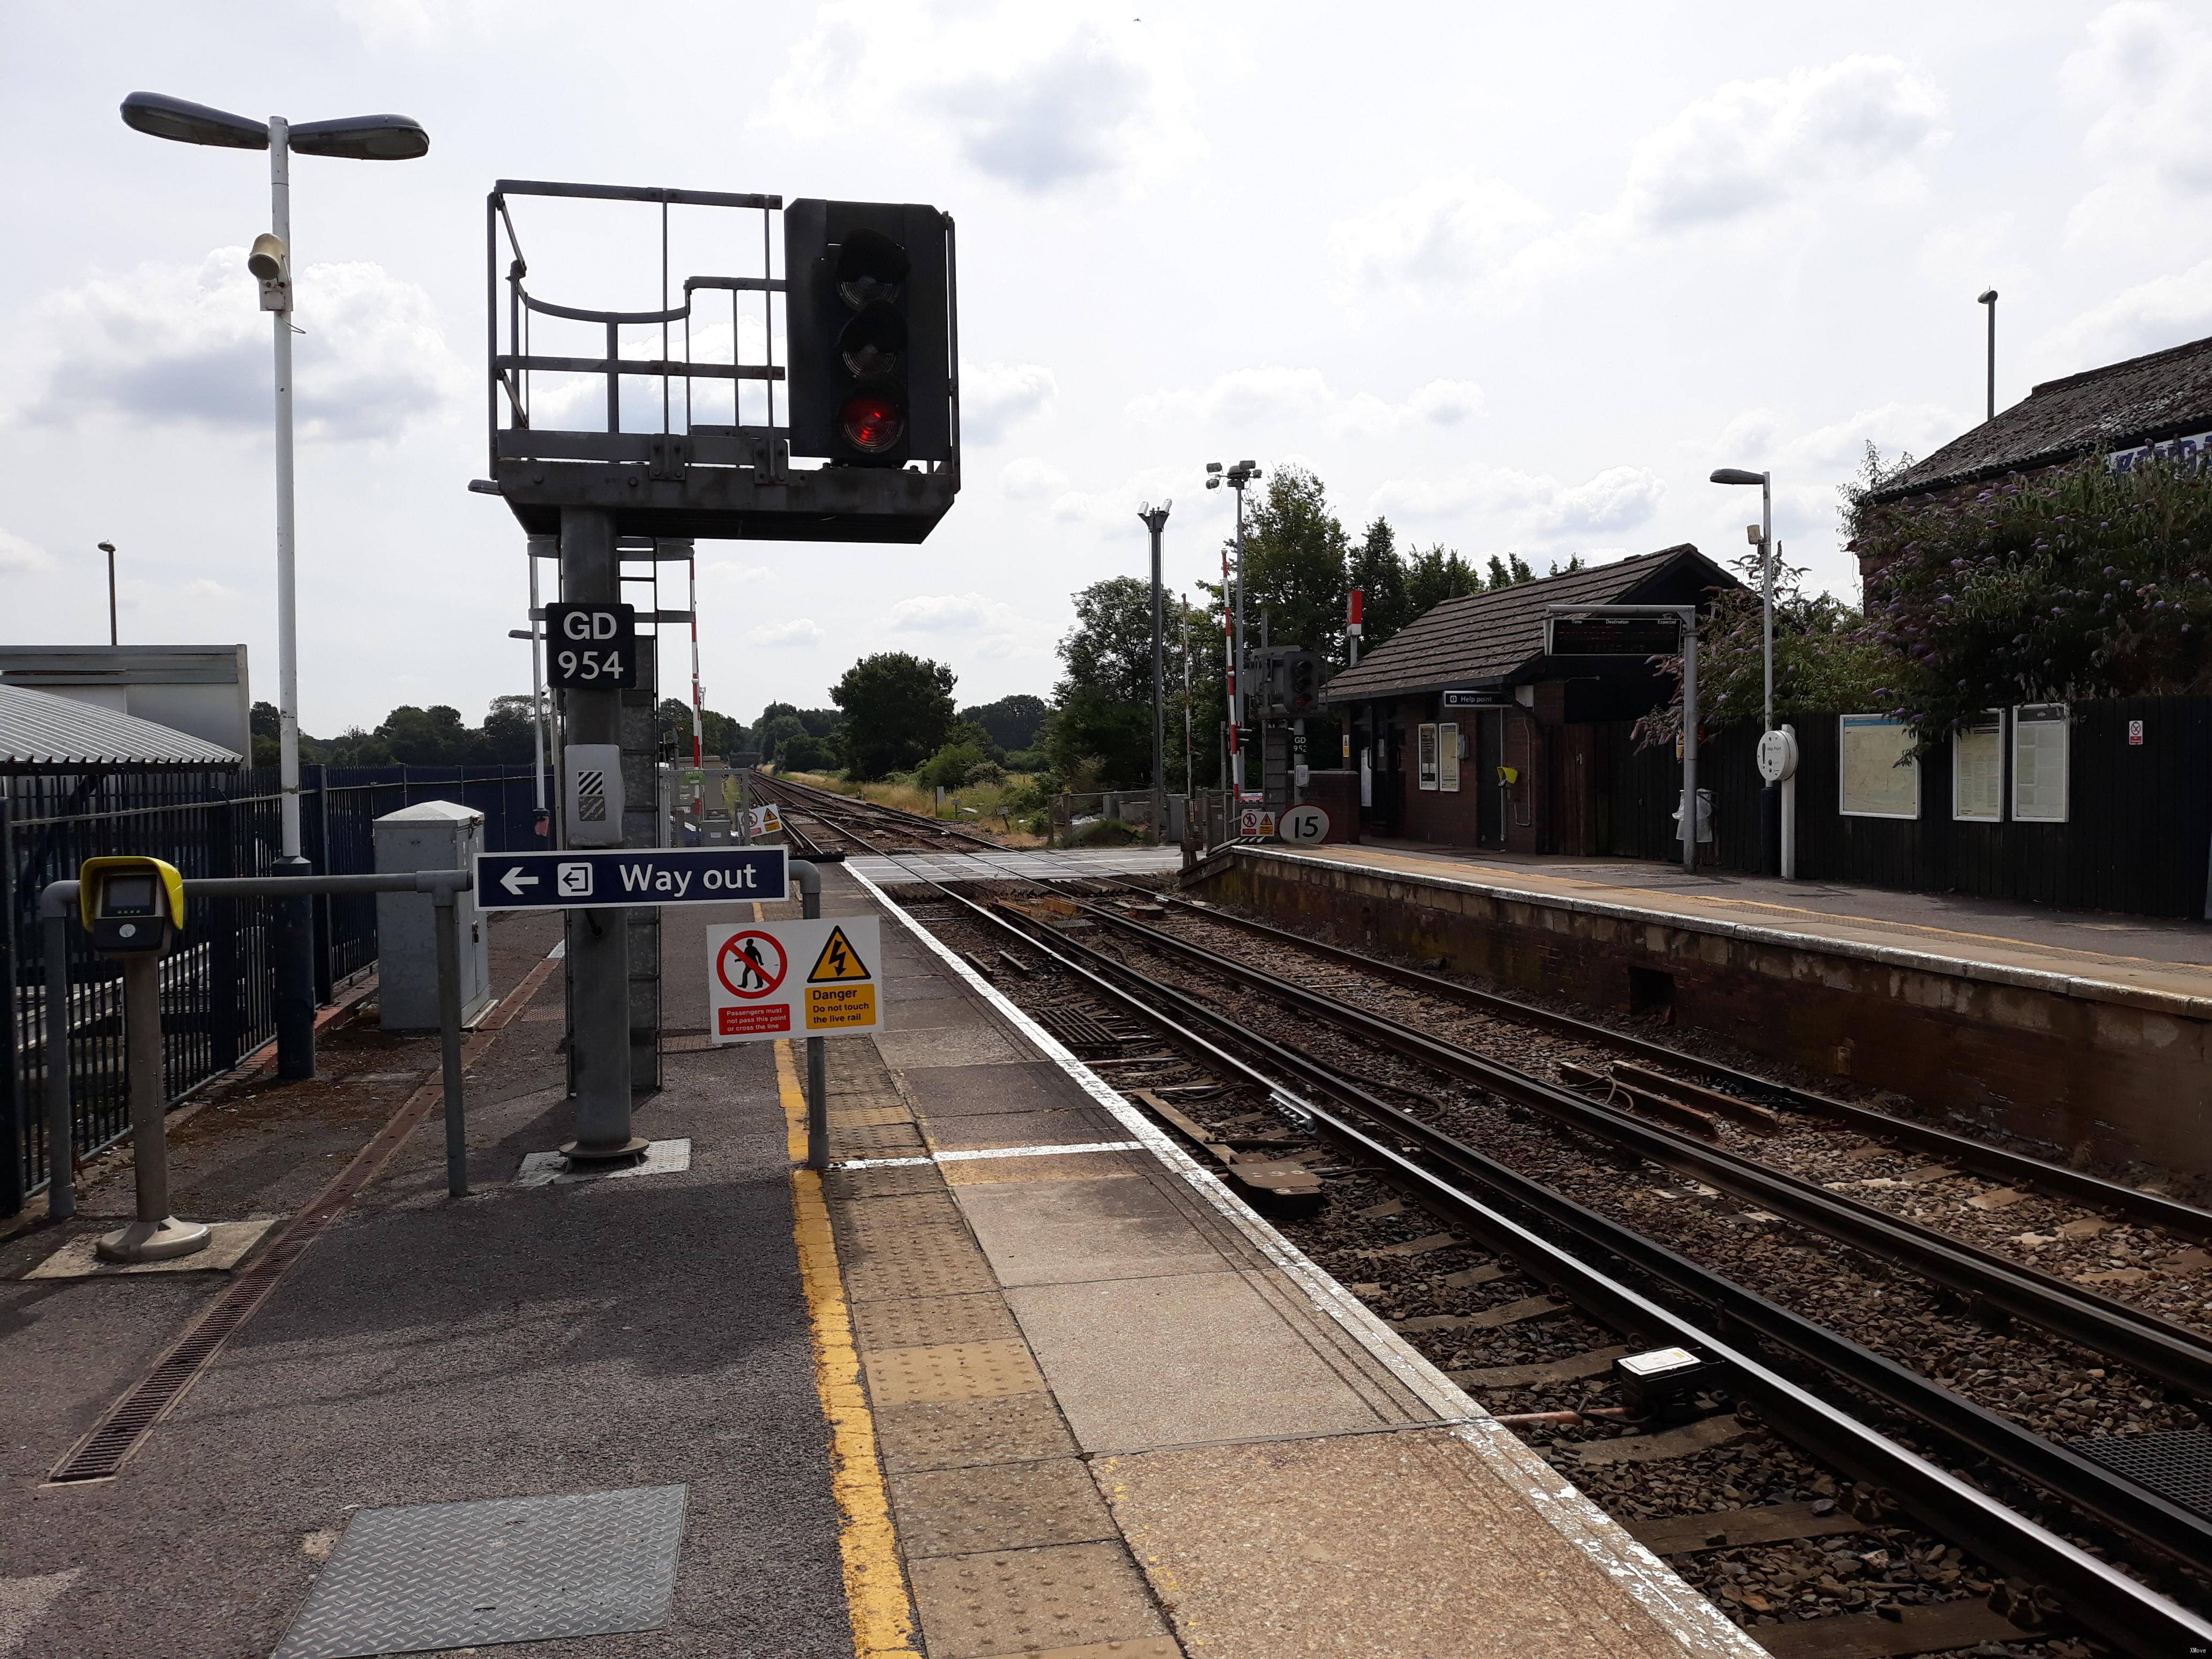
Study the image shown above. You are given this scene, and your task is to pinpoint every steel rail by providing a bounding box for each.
[1125,876,2212,1243]
[749,770,1006,852]
[902,873,2212,1655]
[1059,898,2212,1406]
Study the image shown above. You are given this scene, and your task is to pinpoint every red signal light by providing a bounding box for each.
[839,393,906,454]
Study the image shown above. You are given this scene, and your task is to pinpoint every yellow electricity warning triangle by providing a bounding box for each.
[806,924,872,983]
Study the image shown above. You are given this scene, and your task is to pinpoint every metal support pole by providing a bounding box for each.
[790,859,828,1171]
[434,889,468,1197]
[558,506,641,1161]
[527,534,553,826]
[1140,505,1170,839]
[42,908,74,1221]
[1681,615,1700,875]
[1759,474,1780,878]
[97,952,210,1262]
[268,115,317,1082]
[1232,482,1248,799]
[1780,723,1798,881]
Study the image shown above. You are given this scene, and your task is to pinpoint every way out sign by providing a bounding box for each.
[707,916,884,1043]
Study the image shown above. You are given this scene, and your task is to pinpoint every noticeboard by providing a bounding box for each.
[1839,714,1919,820]
[2012,704,2069,823]
[1953,711,2004,823]
[1544,615,1683,656]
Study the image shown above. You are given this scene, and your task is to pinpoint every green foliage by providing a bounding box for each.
[1051,577,1214,788]
[832,652,956,779]
[960,693,1047,752]
[1634,554,1891,748]
[1056,576,1156,705]
[1070,818,1144,847]
[1004,747,1048,773]
[1849,454,2212,738]
[777,731,834,772]
[1237,464,1351,668]
[1403,544,1484,616]
[1043,685,1151,787]
[250,700,281,741]
[917,740,988,789]
[1346,517,1415,653]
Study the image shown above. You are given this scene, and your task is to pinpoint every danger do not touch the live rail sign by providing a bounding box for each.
[706,915,884,1043]
[476,847,788,911]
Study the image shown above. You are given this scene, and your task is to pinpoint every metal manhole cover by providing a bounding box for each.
[272,1484,687,1658]
[1034,1005,1123,1056]
[2073,1430,2212,1521]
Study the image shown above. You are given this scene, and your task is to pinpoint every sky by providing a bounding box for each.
[6,1,2212,736]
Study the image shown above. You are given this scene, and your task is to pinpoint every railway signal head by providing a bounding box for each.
[785,200,954,469]
[1284,649,1320,716]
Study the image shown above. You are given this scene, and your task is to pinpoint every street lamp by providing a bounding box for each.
[1710,465,1779,875]
[1138,503,1171,840]
[1205,460,1262,801]
[96,542,117,645]
[1978,289,1998,424]
[121,91,429,1081]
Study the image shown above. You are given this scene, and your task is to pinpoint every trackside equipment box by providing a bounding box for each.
[374,801,492,1029]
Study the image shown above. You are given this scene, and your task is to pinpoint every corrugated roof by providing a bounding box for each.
[1870,333,2212,502]
[0,682,243,768]
[1322,545,1733,704]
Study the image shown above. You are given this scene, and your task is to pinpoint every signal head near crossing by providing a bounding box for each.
[481,181,958,544]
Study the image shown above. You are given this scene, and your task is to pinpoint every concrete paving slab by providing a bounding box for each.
[888,1457,1117,1557]
[1093,1427,1751,1658]
[922,1109,1125,1151]
[873,1395,1080,1474]
[907,1540,1169,1659]
[511,1138,691,1188]
[953,1174,1242,1286]
[940,1149,1152,1187]
[1006,1271,1396,1451]
[898,1060,1095,1119]
[23,1218,280,1281]
[876,1025,1028,1070]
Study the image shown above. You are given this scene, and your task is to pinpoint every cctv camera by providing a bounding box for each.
[246,233,289,280]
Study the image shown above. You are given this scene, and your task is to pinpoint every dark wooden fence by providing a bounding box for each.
[1600,697,2212,919]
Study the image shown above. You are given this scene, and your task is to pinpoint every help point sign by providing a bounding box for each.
[707,915,884,1043]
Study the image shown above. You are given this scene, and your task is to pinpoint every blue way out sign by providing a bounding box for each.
[477,847,788,911]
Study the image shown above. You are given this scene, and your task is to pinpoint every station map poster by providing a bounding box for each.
[1839,714,1919,819]
[1417,723,1439,790]
[2012,704,2070,823]
[1953,711,2004,823]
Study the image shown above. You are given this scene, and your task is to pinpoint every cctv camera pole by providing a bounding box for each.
[1140,504,1171,838]
[265,115,317,1082]
[100,543,118,645]
[559,506,641,1161]
[1979,290,1998,423]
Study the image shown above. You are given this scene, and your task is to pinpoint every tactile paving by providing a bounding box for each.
[836,1121,929,1155]
[941,1150,1150,1187]
[271,1485,685,1659]
[825,1163,947,1201]
[874,1395,1081,1474]
[907,1541,1168,1659]
[865,1339,1045,1405]
[829,1103,918,1129]
[842,1234,1000,1302]
[853,1291,1025,1352]
[890,1458,1117,1557]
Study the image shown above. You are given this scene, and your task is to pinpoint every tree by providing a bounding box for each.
[832,653,956,779]
[1047,578,1217,788]
[960,693,1048,752]
[482,694,540,763]
[1404,544,1482,615]
[1347,518,1415,654]
[1238,465,1351,668]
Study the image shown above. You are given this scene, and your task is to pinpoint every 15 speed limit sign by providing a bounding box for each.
[545,603,639,690]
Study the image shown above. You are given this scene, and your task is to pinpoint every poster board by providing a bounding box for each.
[1417,723,1439,790]
[1839,714,1919,819]
[1953,711,2004,823]
[1438,721,1460,792]
[2012,704,2069,823]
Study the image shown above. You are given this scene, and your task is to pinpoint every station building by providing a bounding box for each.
[1319,545,1738,853]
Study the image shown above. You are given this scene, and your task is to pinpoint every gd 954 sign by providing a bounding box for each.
[544,603,639,690]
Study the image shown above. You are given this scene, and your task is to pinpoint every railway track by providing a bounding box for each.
[748,768,1008,855]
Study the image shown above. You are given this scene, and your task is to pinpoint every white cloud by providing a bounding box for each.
[962,361,1057,444]
[1127,368,1485,435]
[1000,457,1070,500]
[2061,5,2212,251]
[2035,259,2212,370]
[766,4,1202,194]
[14,249,464,441]
[705,561,776,587]
[0,527,55,576]
[1331,56,1946,305]
[1371,463,1667,542]
[739,618,825,648]
[884,592,1052,665]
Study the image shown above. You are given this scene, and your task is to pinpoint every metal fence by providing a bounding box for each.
[2,762,542,1216]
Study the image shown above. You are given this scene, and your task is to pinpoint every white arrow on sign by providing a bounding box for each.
[500,866,540,897]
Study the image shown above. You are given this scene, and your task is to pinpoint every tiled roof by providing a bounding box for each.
[1869,333,2212,502]
[1321,545,1733,704]
[0,682,242,768]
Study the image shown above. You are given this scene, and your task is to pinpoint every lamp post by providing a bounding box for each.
[121,92,428,1080]
[1978,289,1998,423]
[96,542,117,645]
[1205,460,1261,802]
[1138,503,1171,840]
[1710,465,1777,875]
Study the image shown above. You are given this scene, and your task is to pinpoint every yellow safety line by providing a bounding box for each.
[777,1032,920,1659]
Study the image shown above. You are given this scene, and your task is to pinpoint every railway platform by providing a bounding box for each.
[1,860,1757,1659]
[1189,841,2212,1183]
